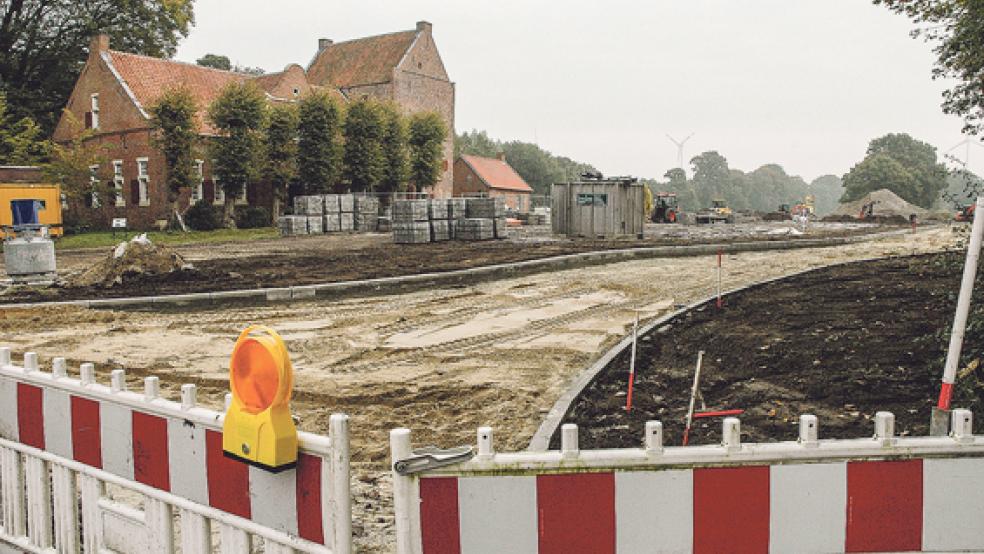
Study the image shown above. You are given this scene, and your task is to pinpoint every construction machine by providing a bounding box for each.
[956,203,976,222]
[652,192,680,223]
[695,198,734,224]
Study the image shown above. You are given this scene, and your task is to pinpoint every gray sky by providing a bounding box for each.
[176,0,984,182]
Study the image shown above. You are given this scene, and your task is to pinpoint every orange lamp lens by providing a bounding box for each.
[231,339,280,413]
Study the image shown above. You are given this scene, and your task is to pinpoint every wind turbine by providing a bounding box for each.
[666,133,694,173]
[945,138,984,170]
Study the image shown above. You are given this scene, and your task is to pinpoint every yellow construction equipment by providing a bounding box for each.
[0,183,63,238]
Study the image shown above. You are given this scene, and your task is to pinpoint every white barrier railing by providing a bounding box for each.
[391,410,984,554]
[0,347,352,554]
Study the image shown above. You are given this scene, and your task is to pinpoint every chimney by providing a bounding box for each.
[318,38,333,52]
[90,34,110,55]
[497,152,506,162]
[416,21,432,33]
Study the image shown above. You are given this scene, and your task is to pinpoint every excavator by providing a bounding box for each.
[652,192,680,223]
[956,203,976,222]
[695,199,734,224]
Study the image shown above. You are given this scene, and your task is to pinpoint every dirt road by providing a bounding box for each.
[0,226,956,552]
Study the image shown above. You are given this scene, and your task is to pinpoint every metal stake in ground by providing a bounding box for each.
[682,350,705,446]
[625,312,639,412]
[932,196,984,435]
[716,249,723,309]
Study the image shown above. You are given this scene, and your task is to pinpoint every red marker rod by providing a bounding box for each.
[625,313,639,412]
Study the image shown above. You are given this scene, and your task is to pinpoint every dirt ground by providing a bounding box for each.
[0,225,956,552]
[1,221,884,303]
[558,251,979,450]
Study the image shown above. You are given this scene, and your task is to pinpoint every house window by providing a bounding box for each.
[136,157,150,206]
[88,165,100,208]
[90,94,100,129]
[212,162,225,205]
[112,160,125,207]
[192,159,204,202]
[236,183,248,205]
[292,87,300,97]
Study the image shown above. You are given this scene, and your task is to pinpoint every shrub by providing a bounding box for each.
[234,206,271,229]
[184,200,221,231]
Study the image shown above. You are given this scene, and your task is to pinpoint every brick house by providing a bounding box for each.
[453,154,533,213]
[54,22,454,230]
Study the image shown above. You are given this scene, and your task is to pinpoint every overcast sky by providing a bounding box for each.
[176,0,984,183]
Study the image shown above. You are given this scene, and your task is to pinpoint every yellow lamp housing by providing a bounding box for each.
[223,325,298,472]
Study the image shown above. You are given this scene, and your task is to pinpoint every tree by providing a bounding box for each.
[342,98,385,192]
[149,86,198,227]
[407,112,447,192]
[298,91,344,193]
[809,175,845,216]
[0,92,46,165]
[689,151,732,208]
[841,153,918,204]
[379,102,408,195]
[841,133,946,207]
[207,82,266,227]
[196,54,231,71]
[43,112,107,204]
[876,1,984,135]
[0,1,195,133]
[263,104,298,222]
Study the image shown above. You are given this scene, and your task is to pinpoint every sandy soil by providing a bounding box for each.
[0,225,956,552]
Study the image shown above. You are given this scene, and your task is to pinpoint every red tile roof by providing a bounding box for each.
[307,30,417,88]
[461,155,533,193]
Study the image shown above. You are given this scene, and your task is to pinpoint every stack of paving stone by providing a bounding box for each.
[293,195,325,235]
[339,194,355,232]
[392,199,431,244]
[447,198,468,239]
[428,199,450,242]
[322,194,341,233]
[455,217,494,241]
[355,196,380,232]
[278,215,309,236]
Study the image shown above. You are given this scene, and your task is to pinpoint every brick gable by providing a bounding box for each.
[307,30,417,88]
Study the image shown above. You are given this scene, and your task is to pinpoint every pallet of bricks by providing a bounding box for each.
[391,197,506,243]
[280,194,379,235]
[461,197,507,240]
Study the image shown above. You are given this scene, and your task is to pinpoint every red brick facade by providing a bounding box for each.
[453,154,532,212]
[56,23,455,230]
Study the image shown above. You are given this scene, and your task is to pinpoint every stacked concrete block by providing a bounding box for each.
[278,215,308,236]
[293,195,324,216]
[393,221,431,244]
[494,217,509,239]
[428,199,449,220]
[340,212,355,232]
[339,194,355,213]
[307,216,324,234]
[392,200,429,222]
[456,218,494,241]
[377,216,392,233]
[355,196,379,232]
[465,197,505,219]
[448,198,468,220]
[430,220,451,241]
[323,213,341,233]
[323,194,341,214]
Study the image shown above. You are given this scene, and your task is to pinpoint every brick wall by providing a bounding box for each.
[452,159,530,212]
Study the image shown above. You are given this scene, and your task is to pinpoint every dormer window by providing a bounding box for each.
[90,93,100,129]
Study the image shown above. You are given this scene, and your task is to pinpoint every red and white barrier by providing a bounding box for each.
[391,412,984,554]
[0,347,352,554]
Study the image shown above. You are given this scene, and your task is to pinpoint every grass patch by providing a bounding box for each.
[55,227,279,250]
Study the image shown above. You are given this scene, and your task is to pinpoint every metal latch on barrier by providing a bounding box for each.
[393,446,474,475]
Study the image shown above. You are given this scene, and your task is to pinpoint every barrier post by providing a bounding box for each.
[716,249,723,309]
[391,428,420,554]
[625,313,639,412]
[933,196,984,435]
[330,413,352,554]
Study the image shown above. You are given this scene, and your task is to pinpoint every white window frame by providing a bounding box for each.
[192,159,204,202]
[112,160,125,207]
[136,157,150,207]
[212,161,225,205]
[88,164,100,208]
[90,93,100,129]
[235,182,248,206]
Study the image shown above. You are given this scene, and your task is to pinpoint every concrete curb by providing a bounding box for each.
[526,248,933,452]
[2,228,916,311]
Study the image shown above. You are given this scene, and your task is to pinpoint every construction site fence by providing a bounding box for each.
[0,347,352,554]
[390,410,984,554]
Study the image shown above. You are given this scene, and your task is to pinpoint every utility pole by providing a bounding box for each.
[666,133,694,173]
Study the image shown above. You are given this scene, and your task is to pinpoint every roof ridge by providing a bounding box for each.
[324,28,417,48]
[108,50,256,78]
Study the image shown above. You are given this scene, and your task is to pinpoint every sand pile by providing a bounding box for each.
[70,234,193,288]
[832,189,928,219]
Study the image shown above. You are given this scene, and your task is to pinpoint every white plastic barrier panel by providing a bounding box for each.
[0,347,352,554]
[391,412,984,554]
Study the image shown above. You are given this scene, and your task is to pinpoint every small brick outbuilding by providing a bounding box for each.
[453,154,533,213]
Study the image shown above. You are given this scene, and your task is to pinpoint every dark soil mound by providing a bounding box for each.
[554,252,981,449]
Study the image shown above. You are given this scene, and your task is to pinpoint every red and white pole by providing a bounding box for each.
[682,350,705,446]
[625,313,639,412]
[938,196,984,411]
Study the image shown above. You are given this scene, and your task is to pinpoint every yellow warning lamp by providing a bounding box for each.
[223,325,298,471]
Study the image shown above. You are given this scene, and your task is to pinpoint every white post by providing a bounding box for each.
[80,363,95,386]
[799,415,819,447]
[939,196,984,411]
[683,351,705,445]
[80,474,104,551]
[24,352,38,372]
[144,497,174,554]
[952,409,973,443]
[1,446,25,538]
[51,463,80,553]
[477,426,494,458]
[218,524,250,554]
[181,384,196,410]
[25,456,53,547]
[0,347,10,367]
[722,417,741,451]
[52,357,67,379]
[144,376,160,401]
[561,424,579,458]
[391,428,420,554]
[875,411,895,445]
[329,413,352,554]
[644,421,663,454]
[110,369,126,393]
